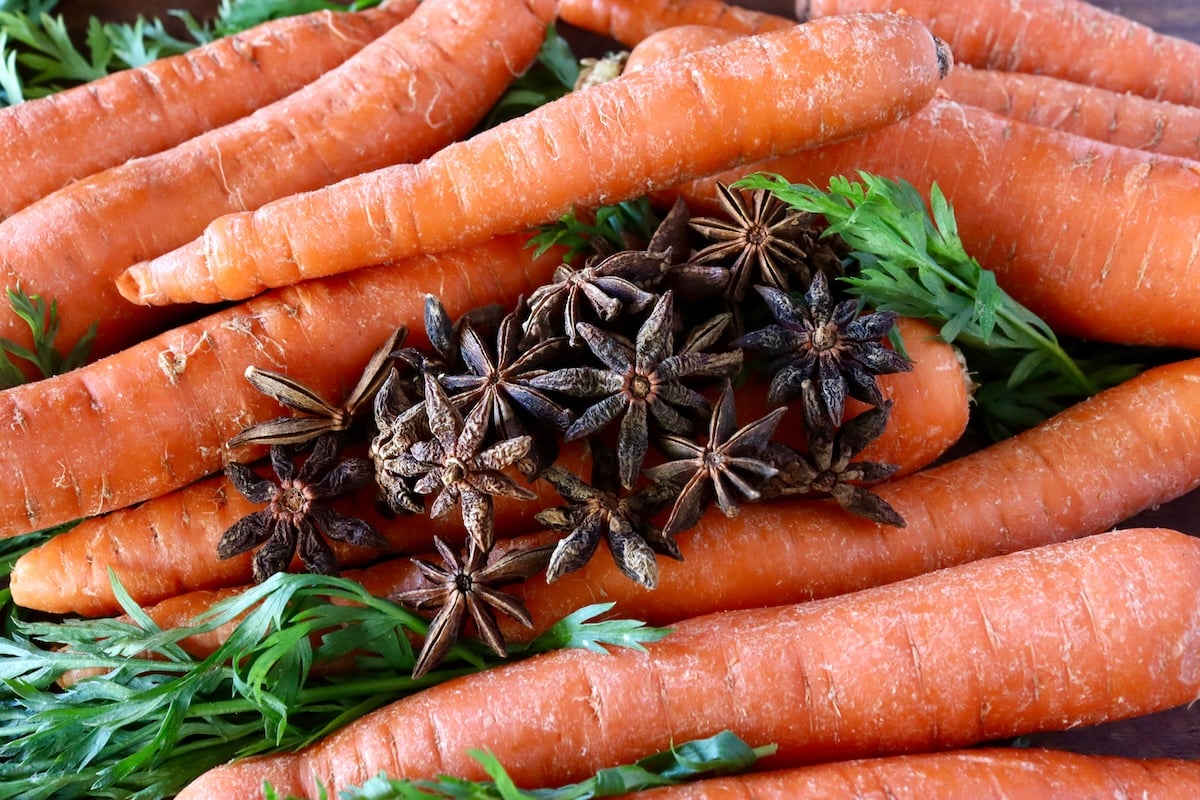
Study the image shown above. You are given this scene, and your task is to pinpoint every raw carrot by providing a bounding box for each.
[626,748,1200,799]
[0,0,553,362]
[556,0,793,48]
[9,442,590,617]
[173,527,1200,798]
[0,233,562,541]
[0,1,417,220]
[116,12,953,306]
[622,25,741,73]
[939,65,1200,161]
[802,0,1200,107]
[676,98,1200,348]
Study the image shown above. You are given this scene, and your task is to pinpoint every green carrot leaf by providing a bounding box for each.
[0,285,97,387]
[524,601,672,654]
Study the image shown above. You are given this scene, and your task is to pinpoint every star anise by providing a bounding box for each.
[393,537,553,679]
[217,433,387,582]
[394,293,505,381]
[225,326,406,450]
[734,271,911,428]
[439,301,574,476]
[393,372,537,551]
[761,385,905,527]
[534,446,678,588]
[645,380,785,537]
[529,290,742,490]
[688,181,813,301]
[369,368,428,516]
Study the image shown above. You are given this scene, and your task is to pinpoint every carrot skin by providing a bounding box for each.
[0,234,561,541]
[0,0,552,362]
[556,0,793,48]
[623,25,742,73]
[803,0,1200,107]
[676,98,1200,348]
[627,748,1200,799]
[174,527,1200,798]
[0,2,416,220]
[117,12,951,306]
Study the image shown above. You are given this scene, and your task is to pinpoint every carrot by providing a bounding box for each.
[623,25,741,73]
[115,12,953,306]
[939,64,1200,161]
[173,526,1200,798]
[86,315,969,643]
[9,441,591,617]
[676,98,1200,348]
[0,0,553,364]
[802,0,1200,107]
[0,233,562,542]
[626,748,1200,799]
[0,1,417,220]
[556,0,793,48]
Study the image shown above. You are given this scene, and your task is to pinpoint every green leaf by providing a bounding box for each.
[0,285,97,387]
[524,602,672,654]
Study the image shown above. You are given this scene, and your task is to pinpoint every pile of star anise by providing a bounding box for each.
[217,183,913,677]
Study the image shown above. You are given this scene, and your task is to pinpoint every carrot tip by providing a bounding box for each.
[933,35,953,78]
[115,268,157,306]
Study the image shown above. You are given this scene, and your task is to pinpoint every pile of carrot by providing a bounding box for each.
[4,0,1200,797]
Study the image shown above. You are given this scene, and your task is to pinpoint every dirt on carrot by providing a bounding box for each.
[116,12,952,306]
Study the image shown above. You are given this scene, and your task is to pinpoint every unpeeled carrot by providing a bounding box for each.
[556,0,792,48]
[116,12,952,306]
[676,98,1200,348]
[9,441,590,617]
[0,233,562,541]
[622,25,741,73]
[939,65,1200,161]
[802,0,1200,107]
[0,1,417,220]
[0,0,552,363]
[174,527,1200,798]
[627,748,1200,799]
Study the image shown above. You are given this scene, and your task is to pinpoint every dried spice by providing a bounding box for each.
[645,380,785,537]
[226,326,406,449]
[369,368,428,516]
[535,446,678,588]
[393,537,553,679]
[217,433,387,582]
[735,271,911,428]
[530,290,742,489]
[391,372,537,551]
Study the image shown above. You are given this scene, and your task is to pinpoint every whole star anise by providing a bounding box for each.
[530,290,742,490]
[534,446,678,588]
[734,271,911,428]
[394,372,537,551]
[645,380,785,537]
[217,433,387,582]
[393,537,553,679]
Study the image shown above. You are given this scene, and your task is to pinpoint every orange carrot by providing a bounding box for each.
[0,233,561,542]
[9,441,590,617]
[0,0,553,363]
[0,1,416,220]
[802,0,1200,107]
[116,12,952,306]
[627,748,1200,799]
[622,25,741,73]
[939,65,1200,161]
[676,98,1200,348]
[556,0,793,48]
[173,527,1200,798]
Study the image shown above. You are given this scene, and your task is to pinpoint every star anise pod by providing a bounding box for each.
[688,181,813,301]
[761,385,905,527]
[369,368,428,516]
[734,271,911,429]
[534,446,678,588]
[394,372,537,551]
[226,326,407,450]
[645,380,785,537]
[529,290,742,490]
[439,301,574,476]
[217,433,387,582]
[393,293,505,381]
[393,537,553,679]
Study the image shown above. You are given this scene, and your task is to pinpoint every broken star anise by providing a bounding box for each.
[645,380,785,537]
[217,433,387,582]
[530,290,742,490]
[734,271,911,429]
[393,372,537,551]
[393,536,553,679]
